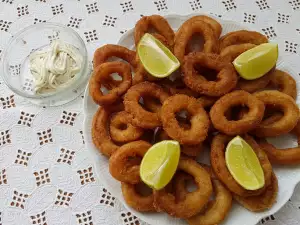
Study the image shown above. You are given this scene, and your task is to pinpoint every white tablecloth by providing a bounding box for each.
[0,0,300,225]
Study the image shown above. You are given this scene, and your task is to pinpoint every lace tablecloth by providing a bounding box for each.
[0,0,300,225]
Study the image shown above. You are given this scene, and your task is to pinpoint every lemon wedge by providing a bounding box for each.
[140,140,180,190]
[137,33,180,78]
[233,43,278,80]
[225,136,265,190]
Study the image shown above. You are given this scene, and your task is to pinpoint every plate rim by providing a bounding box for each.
[83,13,300,225]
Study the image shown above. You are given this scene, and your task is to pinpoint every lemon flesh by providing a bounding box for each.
[225,136,265,190]
[140,140,180,190]
[233,43,278,80]
[137,33,180,78]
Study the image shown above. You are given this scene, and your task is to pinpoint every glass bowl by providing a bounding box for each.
[1,22,89,106]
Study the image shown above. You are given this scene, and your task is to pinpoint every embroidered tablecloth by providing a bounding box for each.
[0,0,300,225]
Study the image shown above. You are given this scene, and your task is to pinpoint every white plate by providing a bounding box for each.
[83,13,300,225]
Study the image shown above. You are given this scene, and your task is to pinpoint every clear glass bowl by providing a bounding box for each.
[1,23,89,106]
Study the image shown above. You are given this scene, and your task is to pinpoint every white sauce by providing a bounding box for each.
[29,40,83,94]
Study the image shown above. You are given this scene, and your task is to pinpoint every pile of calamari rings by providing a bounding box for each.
[89,14,299,224]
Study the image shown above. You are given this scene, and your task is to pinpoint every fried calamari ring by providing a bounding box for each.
[252,90,299,137]
[258,121,300,165]
[132,66,146,85]
[124,82,170,129]
[181,144,203,157]
[101,76,122,90]
[93,44,137,68]
[109,141,151,184]
[109,111,144,143]
[172,172,193,202]
[154,157,213,218]
[142,96,162,113]
[211,134,273,197]
[91,104,123,157]
[238,105,284,126]
[161,78,200,98]
[237,70,273,93]
[92,44,147,86]
[132,65,161,85]
[195,15,222,38]
[177,15,222,38]
[261,112,283,126]
[155,128,203,157]
[182,52,238,97]
[210,90,265,135]
[161,94,210,145]
[187,168,233,225]
[234,172,278,212]
[134,15,175,47]
[219,30,268,51]
[197,96,217,110]
[122,181,156,212]
[267,69,297,99]
[197,96,218,133]
[220,43,256,62]
[176,16,221,55]
[89,62,132,105]
[174,20,217,63]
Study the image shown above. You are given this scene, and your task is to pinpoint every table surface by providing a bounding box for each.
[1,0,300,225]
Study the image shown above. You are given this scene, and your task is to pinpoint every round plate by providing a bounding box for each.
[83,13,300,225]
